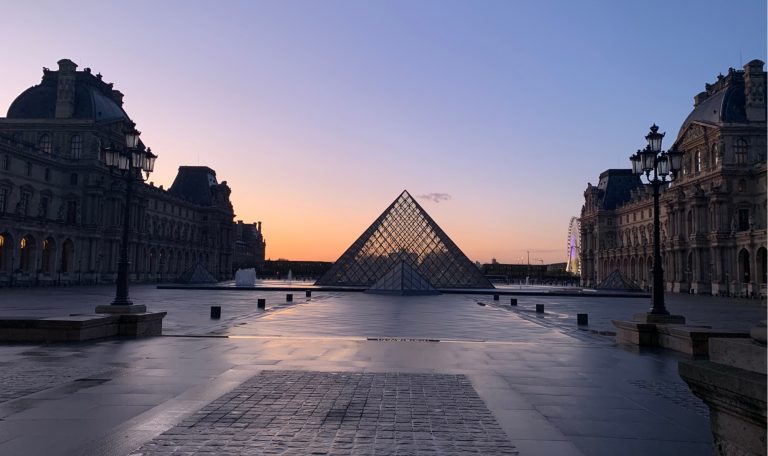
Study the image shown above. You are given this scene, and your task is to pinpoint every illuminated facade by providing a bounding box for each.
[580,61,767,296]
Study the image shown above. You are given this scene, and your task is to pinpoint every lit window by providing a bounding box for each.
[695,150,701,172]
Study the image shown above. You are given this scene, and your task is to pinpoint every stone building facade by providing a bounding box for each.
[580,60,767,297]
[0,59,244,286]
[232,220,266,271]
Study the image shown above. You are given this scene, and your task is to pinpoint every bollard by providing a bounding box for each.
[535,304,544,313]
[257,298,266,309]
[210,306,221,319]
[286,293,293,302]
[306,290,312,298]
[510,298,517,306]
[493,294,499,301]
[577,313,589,326]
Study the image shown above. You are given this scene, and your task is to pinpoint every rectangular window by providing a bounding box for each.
[738,209,750,231]
[26,162,32,176]
[0,188,6,213]
[70,173,78,186]
[44,168,50,181]
[39,197,49,219]
[66,201,77,224]
[19,191,30,216]
[2,155,9,171]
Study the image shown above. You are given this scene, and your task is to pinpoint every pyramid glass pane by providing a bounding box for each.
[316,191,493,289]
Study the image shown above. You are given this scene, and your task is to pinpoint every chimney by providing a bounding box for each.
[110,89,124,106]
[257,221,262,233]
[55,59,77,118]
[693,91,709,107]
[744,59,766,122]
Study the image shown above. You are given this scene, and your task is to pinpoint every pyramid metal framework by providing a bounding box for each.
[596,269,642,292]
[316,190,493,289]
[366,260,439,295]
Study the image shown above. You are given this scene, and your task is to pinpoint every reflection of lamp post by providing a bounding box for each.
[629,125,684,322]
[99,127,156,309]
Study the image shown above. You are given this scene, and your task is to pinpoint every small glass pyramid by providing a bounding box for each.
[366,260,439,295]
[316,190,493,289]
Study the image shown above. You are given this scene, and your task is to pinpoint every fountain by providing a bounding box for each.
[234,268,256,287]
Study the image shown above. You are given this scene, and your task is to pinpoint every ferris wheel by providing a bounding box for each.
[566,217,581,275]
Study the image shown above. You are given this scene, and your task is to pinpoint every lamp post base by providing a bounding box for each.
[95,304,147,314]
[633,312,686,324]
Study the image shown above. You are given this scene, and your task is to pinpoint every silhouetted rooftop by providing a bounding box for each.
[169,166,219,206]
[596,169,642,210]
[7,60,129,121]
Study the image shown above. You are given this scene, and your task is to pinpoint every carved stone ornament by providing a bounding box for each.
[682,124,707,145]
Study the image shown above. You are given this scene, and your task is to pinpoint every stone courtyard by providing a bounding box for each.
[0,285,764,456]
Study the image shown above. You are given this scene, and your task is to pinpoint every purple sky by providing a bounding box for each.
[1,1,765,263]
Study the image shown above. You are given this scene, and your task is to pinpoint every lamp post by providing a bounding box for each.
[629,124,684,321]
[100,127,156,310]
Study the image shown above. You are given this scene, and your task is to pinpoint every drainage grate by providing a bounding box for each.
[367,337,440,342]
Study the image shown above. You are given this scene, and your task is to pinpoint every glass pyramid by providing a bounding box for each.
[366,260,439,295]
[316,190,493,289]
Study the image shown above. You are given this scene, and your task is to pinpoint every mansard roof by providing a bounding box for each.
[169,166,220,206]
[676,64,760,140]
[596,169,643,210]
[7,59,130,122]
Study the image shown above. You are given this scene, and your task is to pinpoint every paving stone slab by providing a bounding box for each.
[130,370,518,455]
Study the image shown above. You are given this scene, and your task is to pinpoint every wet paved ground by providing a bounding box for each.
[0,284,764,456]
[133,371,516,456]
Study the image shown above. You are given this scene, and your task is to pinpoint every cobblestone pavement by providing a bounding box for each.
[0,350,112,404]
[132,370,517,456]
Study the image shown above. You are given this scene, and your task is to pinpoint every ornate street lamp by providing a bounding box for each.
[629,124,684,322]
[100,127,156,311]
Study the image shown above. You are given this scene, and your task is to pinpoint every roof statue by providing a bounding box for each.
[366,260,439,295]
[316,190,493,289]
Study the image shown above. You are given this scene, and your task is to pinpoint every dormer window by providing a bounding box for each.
[38,134,52,154]
[70,135,82,158]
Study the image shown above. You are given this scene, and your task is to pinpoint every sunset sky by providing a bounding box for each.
[1,1,765,263]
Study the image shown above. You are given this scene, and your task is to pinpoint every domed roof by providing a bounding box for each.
[7,61,130,121]
[676,69,747,140]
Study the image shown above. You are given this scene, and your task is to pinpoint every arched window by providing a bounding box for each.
[19,235,35,272]
[0,233,8,271]
[70,135,82,158]
[734,138,748,165]
[41,238,55,274]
